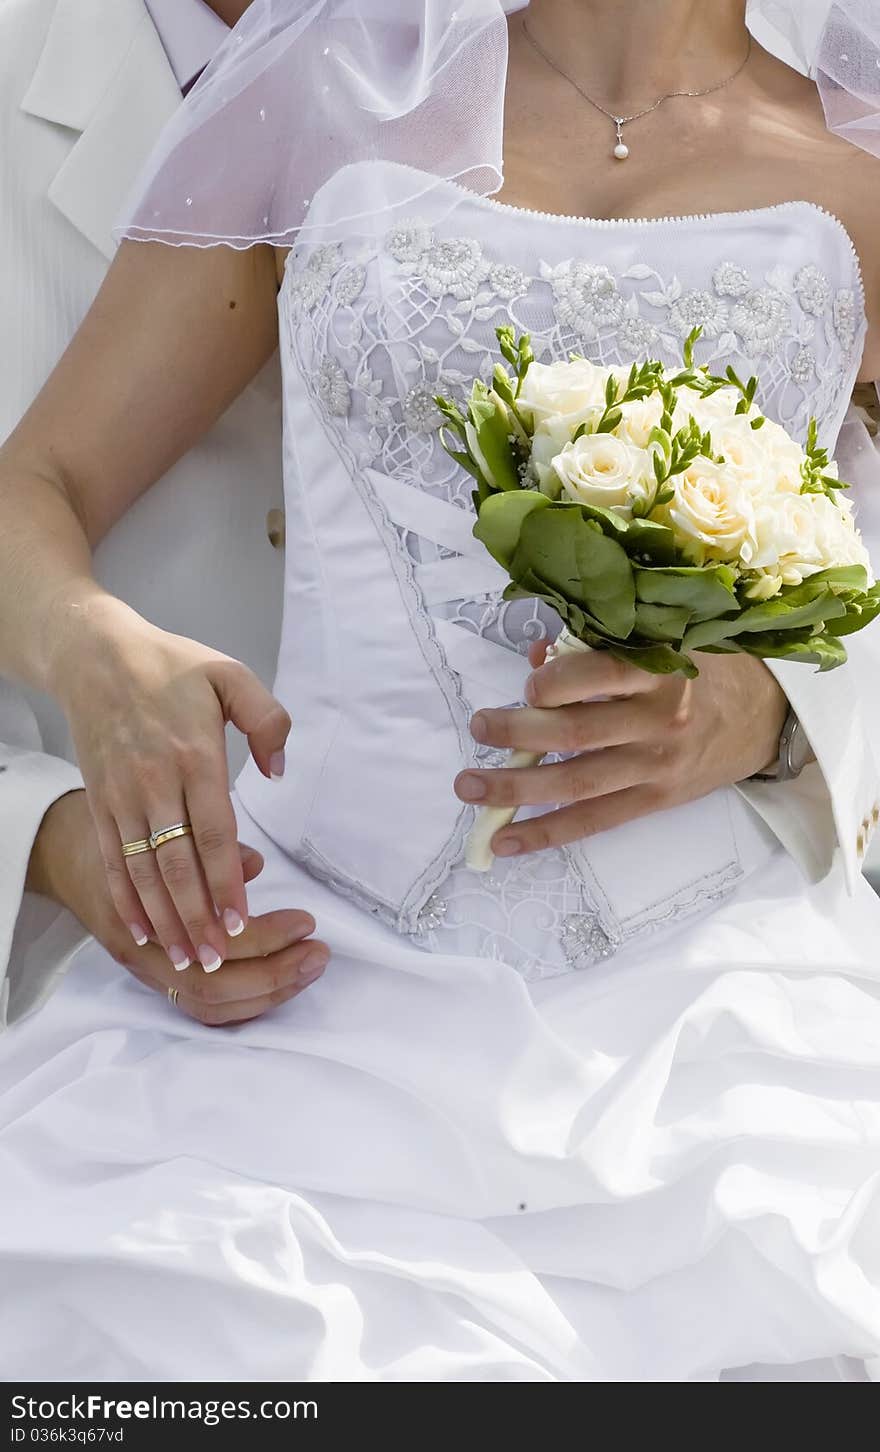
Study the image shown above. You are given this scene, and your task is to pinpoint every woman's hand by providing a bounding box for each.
[455,644,789,857]
[54,602,291,974]
[28,789,328,1025]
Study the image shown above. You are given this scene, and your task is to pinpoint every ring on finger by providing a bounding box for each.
[121,836,153,858]
[167,986,180,1007]
[150,822,193,851]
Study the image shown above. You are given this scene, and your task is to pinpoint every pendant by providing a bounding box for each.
[613,118,629,161]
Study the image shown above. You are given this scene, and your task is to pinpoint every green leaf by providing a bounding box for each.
[825,585,880,636]
[634,564,737,621]
[510,507,636,638]
[609,640,699,677]
[682,587,846,651]
[446,449,482,483]
[569,502,678,565]
[633,601,693,642]
[736,631,849,672]
[794,565,869,595]
[472,489,551,570]
[467,387,521,493]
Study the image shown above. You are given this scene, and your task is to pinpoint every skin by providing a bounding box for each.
[9,0,880,1020]
[27,792,327,1025]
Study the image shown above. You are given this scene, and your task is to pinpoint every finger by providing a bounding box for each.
[227,907,317,959]
[93,806,156,949]
[149,814,231,973]
[471,697,665,755]
[456,746,644,811]
[527,640,550,670]
[125,956,315,1027]
[177,935,330,1005]
[526,651,656,709]
[239,843,265,884]
[185,769,250,937]
[210,660,291,782]
[492,784,665,857]
[117,817,200,969]
[180,981,313,1028]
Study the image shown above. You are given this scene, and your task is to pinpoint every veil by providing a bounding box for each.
[117,0,880,250]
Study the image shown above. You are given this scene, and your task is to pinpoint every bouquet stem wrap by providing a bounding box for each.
[464,627,592,873]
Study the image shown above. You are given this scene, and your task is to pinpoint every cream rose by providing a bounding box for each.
[811,493,874,580]
[519,358,610,425]
[745,493,823,582]
[708,415,768,482]
[615,394,664,450]
[551,432,651,512]
[674,385,744,432]
[531,412,601,492]
[744,491,873,587]
[666,458,755,563]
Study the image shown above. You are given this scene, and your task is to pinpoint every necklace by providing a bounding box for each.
[522,21,752,161]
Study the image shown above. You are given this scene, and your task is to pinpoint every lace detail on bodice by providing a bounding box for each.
[279,193,866,980]
[285,198,864,650]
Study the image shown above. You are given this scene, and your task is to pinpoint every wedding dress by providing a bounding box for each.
[1,168,879,1382]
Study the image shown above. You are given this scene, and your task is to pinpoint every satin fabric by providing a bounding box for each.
[1,796,879,1380]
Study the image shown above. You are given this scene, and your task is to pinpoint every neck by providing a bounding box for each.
[519,0,749,112]
[202,0,251,25]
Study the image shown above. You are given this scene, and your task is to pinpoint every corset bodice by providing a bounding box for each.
[236,163,867,980]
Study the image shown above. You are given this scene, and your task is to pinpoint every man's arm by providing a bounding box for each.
[738,405,880,891]
[0,679,87,1027]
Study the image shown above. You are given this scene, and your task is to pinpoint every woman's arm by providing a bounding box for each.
[0,240,289,976]
[0,240,280,686]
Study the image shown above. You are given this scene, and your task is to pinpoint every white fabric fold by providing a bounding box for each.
[0,743,86,1030]
[1,800,878,1380]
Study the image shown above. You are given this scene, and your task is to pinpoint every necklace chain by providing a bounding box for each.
[521,20,752,160]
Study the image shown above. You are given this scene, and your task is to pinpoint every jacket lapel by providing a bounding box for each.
[21,0,181,261]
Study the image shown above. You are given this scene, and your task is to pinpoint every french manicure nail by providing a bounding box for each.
[129,925,149,948]
[494,837,522,858]
[299,951,327,986]
[459,774,487,802]
[169,945,191,971]
[198,945,224,974]
[270,750,286,781]
[223,908,246,937]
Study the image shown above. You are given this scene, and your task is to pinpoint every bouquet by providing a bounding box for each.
[437,327,880,871]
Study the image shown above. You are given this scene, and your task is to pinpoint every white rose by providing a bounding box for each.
[551,431,650,513]
[745,493,823,582]
[615,394,664,449]
[753,417,805,473]
[707,414,769,489]
[810,493,874,580]
[744,491,873,587]
[530,412,601,491]
[519,358,610,427]
[667,458,755,563]
[674,385,743,432]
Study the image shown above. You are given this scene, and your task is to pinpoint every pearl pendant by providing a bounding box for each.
[613,141,630,160]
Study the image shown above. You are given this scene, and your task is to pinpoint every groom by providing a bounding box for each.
[0,0,319,1025]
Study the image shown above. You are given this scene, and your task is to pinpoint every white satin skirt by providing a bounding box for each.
[1,796,879,1382]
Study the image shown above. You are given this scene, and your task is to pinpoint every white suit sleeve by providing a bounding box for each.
[0,680,88,1029]
[737,406,880,893]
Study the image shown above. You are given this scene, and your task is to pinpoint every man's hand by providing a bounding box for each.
[454,645,789,858]
[26,790,329,1026]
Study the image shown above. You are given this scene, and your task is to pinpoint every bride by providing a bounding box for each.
[0,0,879,1382]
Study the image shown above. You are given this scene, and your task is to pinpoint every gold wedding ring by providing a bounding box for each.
[167,986,180,1007]
[121,837,153,858]
[149,822,194,851]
